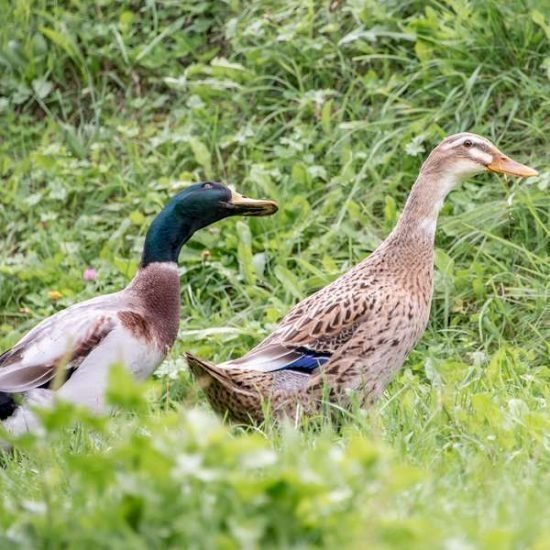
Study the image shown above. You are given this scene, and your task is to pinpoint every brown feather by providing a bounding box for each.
[187,133,529,423]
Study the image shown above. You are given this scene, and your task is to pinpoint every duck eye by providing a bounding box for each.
[463,139,473,148]
[202,183,214,190]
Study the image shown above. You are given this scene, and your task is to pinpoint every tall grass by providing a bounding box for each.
[0,0,549,547]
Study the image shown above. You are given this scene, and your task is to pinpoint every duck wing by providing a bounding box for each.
[222,273,379,374]
[0,295,122,393]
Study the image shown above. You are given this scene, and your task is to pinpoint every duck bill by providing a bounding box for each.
[227,190,278,216]
[487,155,538,178]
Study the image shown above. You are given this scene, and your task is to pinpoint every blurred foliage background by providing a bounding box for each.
[0,0,549,548]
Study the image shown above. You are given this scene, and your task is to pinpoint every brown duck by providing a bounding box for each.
[186,133,538,424]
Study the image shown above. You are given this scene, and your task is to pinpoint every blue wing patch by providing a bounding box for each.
[274,348,330,374]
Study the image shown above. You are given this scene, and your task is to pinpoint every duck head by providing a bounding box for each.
[423,132,539,183]
[141,182,277,267]
[171,181,278,227]
[398,133,539,238]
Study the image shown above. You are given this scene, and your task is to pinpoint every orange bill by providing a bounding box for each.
[487,155,538,178]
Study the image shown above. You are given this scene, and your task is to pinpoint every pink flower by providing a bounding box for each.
[83,267,97,282]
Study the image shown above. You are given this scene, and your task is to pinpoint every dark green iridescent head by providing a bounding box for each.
[141,182,277,267]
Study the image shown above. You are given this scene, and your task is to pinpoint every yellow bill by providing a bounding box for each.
[228,189,278,216]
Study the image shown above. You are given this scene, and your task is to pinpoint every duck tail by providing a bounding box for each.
[0,392,17,421]
[184,352,265,424]
[185,352,235,390]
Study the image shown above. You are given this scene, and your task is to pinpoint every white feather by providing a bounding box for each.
[220,343,301,373]
[0,294,121,392]
[1,328,164,444]
[55,328,164,412]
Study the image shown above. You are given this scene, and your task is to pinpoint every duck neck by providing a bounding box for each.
[140,204,196,267]
[126,262,181,348]
[129,201,196,347]
[391,167,458,244]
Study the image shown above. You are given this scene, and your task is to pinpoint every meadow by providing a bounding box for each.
[0,0,549,547]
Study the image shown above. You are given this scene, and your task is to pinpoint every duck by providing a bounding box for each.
[0,182,277,442]
[186,133,538,424]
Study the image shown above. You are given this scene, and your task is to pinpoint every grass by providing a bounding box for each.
[0,0,549,547]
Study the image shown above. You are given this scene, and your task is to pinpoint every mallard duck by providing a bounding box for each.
[0,182,277,441]
[186,133,538,424]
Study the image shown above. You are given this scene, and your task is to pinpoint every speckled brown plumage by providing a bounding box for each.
[186,133,538,424]
[186,233,433,423]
